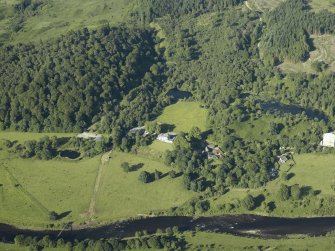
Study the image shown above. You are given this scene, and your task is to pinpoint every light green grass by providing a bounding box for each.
[0,150,100,227]
[310,0,335,13]
[246,0,284,12]
[230,115,310,142]
[0,131,75,143]
[0,243,28,251]
[155,101,208,133]
[184,231,335,251]
[0,0,133,44]
[95,151,195,221]
[148,140,173,153]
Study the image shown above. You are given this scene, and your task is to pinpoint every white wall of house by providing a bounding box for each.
[321,132,335,148]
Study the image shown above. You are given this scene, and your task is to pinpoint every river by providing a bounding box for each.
[1,215,335,241]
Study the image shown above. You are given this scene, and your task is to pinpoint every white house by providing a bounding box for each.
[77,132,103,141]
[129,126,149,136]
[157,133,176,144]
[320,132,335,148]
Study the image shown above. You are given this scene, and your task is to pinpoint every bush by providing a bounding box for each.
[241,194,255,210]
[139,171,151,183]
[278,184,290,201]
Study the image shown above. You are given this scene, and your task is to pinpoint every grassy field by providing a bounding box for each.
[279,34,335,74]
[0,0,133,44]
[95,151,195,221]
[155,101,208,133]
[0,151,100,227]
[246,0,283,12]
[184,231,335,250]
[310,0,335,12]
[230,115,310,142]
[0,131,75,143]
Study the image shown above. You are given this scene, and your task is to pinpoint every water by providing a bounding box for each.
[60,150,80,159]
[1,215,335,241]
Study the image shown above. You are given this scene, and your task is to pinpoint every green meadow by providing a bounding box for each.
[95,151,195,221]
[155,101,208,133]
[230,115,310,142]
[0,131,195,228]
[184,231,335,251]
[0,0,133,44]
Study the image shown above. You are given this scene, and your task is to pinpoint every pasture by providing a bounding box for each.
[155,101,208,133]
[0,0,133,44]
[0,150,100,227]
[310,0,335,13]
[230,115,310,142]
[246,0,284,12]
[95,151,195,221]
[0,131,75,143]
[0,131,195,228]
[184,231,335,251]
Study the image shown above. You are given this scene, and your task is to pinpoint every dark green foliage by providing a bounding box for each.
[290,184,302,200]
[261,0,335,63]
[121,162,130,173]
[48,211,58,221]
[0,26,166,132]
[133,0,243,22]
[139,171,152,183]
[278,184,290,201]
[241,194,255,210]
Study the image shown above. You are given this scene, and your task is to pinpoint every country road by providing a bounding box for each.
[86,151,112,219]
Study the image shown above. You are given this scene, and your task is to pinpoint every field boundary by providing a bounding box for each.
[3,165,50,217]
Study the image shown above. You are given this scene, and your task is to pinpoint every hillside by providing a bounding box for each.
[1,0,335,250]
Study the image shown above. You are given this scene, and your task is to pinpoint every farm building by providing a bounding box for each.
[77,132,103,141]
[205,145,224,160]
[278,155,288,165]
[320,132,335,148]
[129,126,149,136]
[157,133,177,144]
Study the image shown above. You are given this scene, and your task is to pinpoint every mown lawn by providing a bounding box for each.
[95,151,195,221]
[155,101,208,133]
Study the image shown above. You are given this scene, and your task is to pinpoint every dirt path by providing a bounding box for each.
[86,151,112,219]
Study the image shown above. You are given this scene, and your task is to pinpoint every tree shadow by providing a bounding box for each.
[286,172,295,180]
[161,124,176,133]
[57,211,72,220]
[201,129,213,141]
[130,163,144,172]
[301,186,318,197]
[268,201,276,211]
[254,194,266,209]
